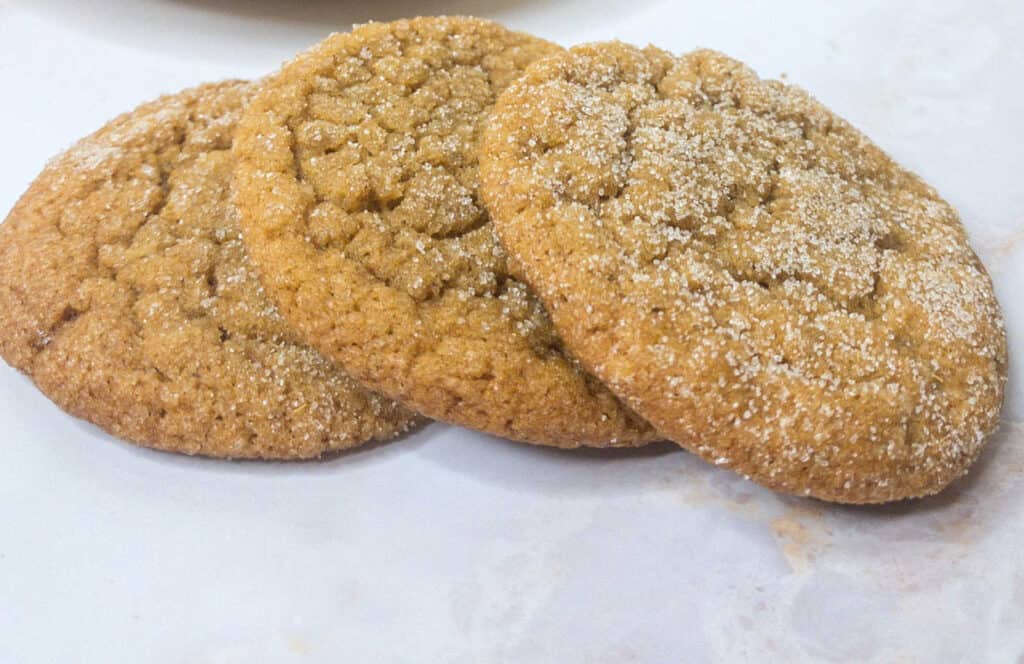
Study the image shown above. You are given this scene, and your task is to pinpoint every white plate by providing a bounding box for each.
[1,1,1021,661]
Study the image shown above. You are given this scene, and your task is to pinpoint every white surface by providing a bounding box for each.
[1,1,1022,661]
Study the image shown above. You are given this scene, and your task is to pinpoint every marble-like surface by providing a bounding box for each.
[0,1,1020,661]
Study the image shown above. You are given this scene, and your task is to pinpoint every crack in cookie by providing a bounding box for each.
[233,18,657,447]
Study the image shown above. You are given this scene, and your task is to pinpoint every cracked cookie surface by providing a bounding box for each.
[233,18,656,447]
[0,81,424,459]
[480,43,1007,502]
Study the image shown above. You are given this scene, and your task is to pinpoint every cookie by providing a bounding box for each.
[480,44,1007,502]
[233,18,656,447]
[0,81,424,459]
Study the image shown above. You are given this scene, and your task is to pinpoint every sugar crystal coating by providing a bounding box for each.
[233,18,656,447]
[0,81,424,459]
[480,43,1007,502]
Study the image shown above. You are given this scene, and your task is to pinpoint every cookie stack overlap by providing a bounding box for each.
[0,17,1006,503]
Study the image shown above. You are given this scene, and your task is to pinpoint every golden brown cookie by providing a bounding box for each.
[233,18,656,448]
[480,43,1008,502]
[0,81,424,459]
